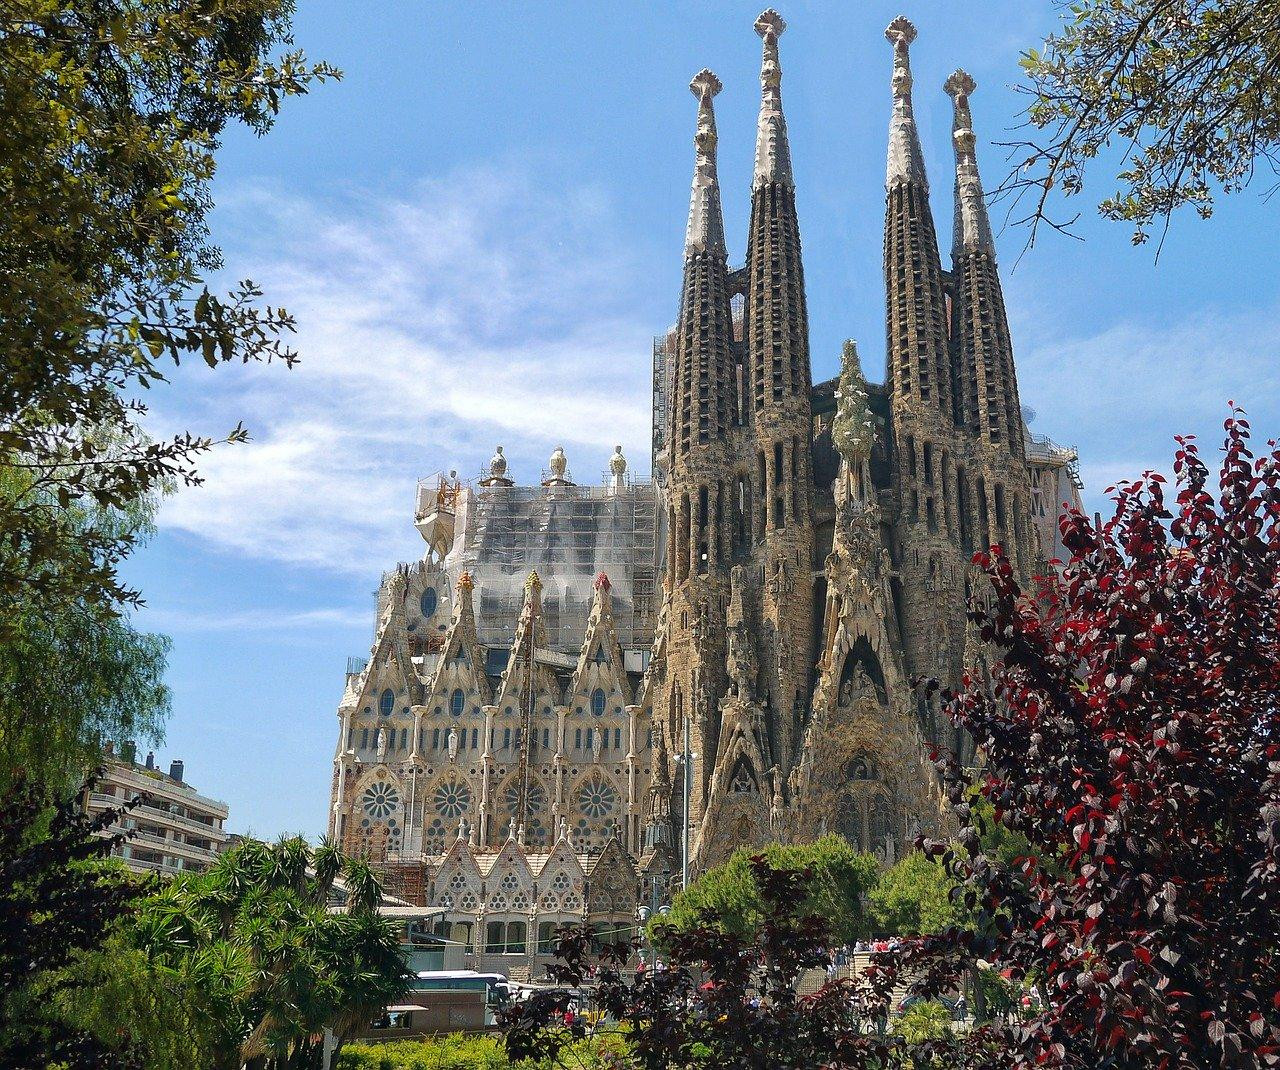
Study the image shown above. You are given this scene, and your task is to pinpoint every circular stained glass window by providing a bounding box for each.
[361,781,400,819]
[420,587,438,618]
[433,779,472,819]
[577,775,617,819]
[502,779,546,815]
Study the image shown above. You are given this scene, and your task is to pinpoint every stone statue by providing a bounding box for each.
[591,726,603,760]
[726,618,756,701]
[447,726,459,763]
[375,726,387,763]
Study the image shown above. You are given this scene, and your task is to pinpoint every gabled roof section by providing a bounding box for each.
[569,573,634,705]
[496,571,562,708]
[427,571,492,706]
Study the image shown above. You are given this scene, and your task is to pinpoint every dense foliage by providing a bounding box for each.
[1007,0,1280,247]
[339,1034,628,1070]
[866,852,961,937]
[108,837,412,1070]
[650,835,881,949]
[0,0,336,620]
[0,772,143,1070]
[0,464,170,786]
[912,409,1280,1065]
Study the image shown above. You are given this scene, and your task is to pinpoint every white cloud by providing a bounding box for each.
[1012,300,1280,509]
[154,170,657,572]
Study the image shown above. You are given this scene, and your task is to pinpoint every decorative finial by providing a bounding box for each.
[755,9,785,40]
[457,570,474,593]
[594,572,611,592]
[508,816,517,840]
[752,10,793,190]
[609,445,626,476]
[689,67,723,101]
[549,445,567,479]
[490,445,507,476]
[686,69,727,255]
[884,16,926,190]
[525,570,542,595]
[885,15,917,47]
[945,69,994,257]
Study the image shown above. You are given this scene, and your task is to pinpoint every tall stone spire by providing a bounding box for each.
[945,70,994,260]
[885,16,927,191]
[753,9,793,190]
[882,16,951,420]
[670,68,736,465]
[745,7,814,780]
[685,69,727,256]
[945,70,1022,456]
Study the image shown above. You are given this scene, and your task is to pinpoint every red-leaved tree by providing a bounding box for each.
[922,409,1280,1066]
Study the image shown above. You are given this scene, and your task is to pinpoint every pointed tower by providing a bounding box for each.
[660,68,739,864]
[744,9,815,767]
[882,17,968,718]
[945,70,1035,575]
[884,17,953,426]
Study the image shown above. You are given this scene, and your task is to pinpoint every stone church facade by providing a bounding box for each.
[327,12,1083,935]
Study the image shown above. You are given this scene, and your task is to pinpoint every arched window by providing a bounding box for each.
[420,586,438,618]
[537,921,557,954]
[450,688,465,718]
[379,688,395,717]
[591,689,606,717]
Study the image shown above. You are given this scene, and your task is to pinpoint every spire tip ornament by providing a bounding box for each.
[689,67,723,100]
[754,8,786,38]
[944,68,976,99]
[885,15,917,47]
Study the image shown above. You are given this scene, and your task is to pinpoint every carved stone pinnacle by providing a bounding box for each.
[885,15,917,46]
[944,69,976,98]
[755,9,786,38]
[689,68,723,99]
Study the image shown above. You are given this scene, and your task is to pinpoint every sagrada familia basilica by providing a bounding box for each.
[327,12,1083,968]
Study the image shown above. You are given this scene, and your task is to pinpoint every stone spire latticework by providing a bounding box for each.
[882,16,952,421]
[946,70,1023,459]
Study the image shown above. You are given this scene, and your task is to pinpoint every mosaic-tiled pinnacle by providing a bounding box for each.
[885,16,927,191]
[945,69,995,260]
[685,69,727,256]
[753,9,793,190]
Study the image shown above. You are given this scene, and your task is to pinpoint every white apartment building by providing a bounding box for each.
[86,748,230,876]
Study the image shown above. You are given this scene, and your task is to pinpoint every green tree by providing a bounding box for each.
[0,0,338,619]
[1007,0,1280,248]
[652,836,880,949]
[122,837,411,1070]
[0,463,170,786]
[0,771,142,1070]
[866,851,960,936]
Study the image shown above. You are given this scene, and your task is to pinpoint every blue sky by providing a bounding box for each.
[124,1,1280,839]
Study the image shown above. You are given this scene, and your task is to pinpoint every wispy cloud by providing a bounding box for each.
[1012,299,1280,509]
[153,170,657,573]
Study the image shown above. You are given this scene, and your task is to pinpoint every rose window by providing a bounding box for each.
[551,871,571,893]
[460,892,478,911]
[576,775,618,819]
[502,779,546,815]
[361,781,400,819]
[433,779,471,818]
[499,872,520,893]
[448,872,468,893]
